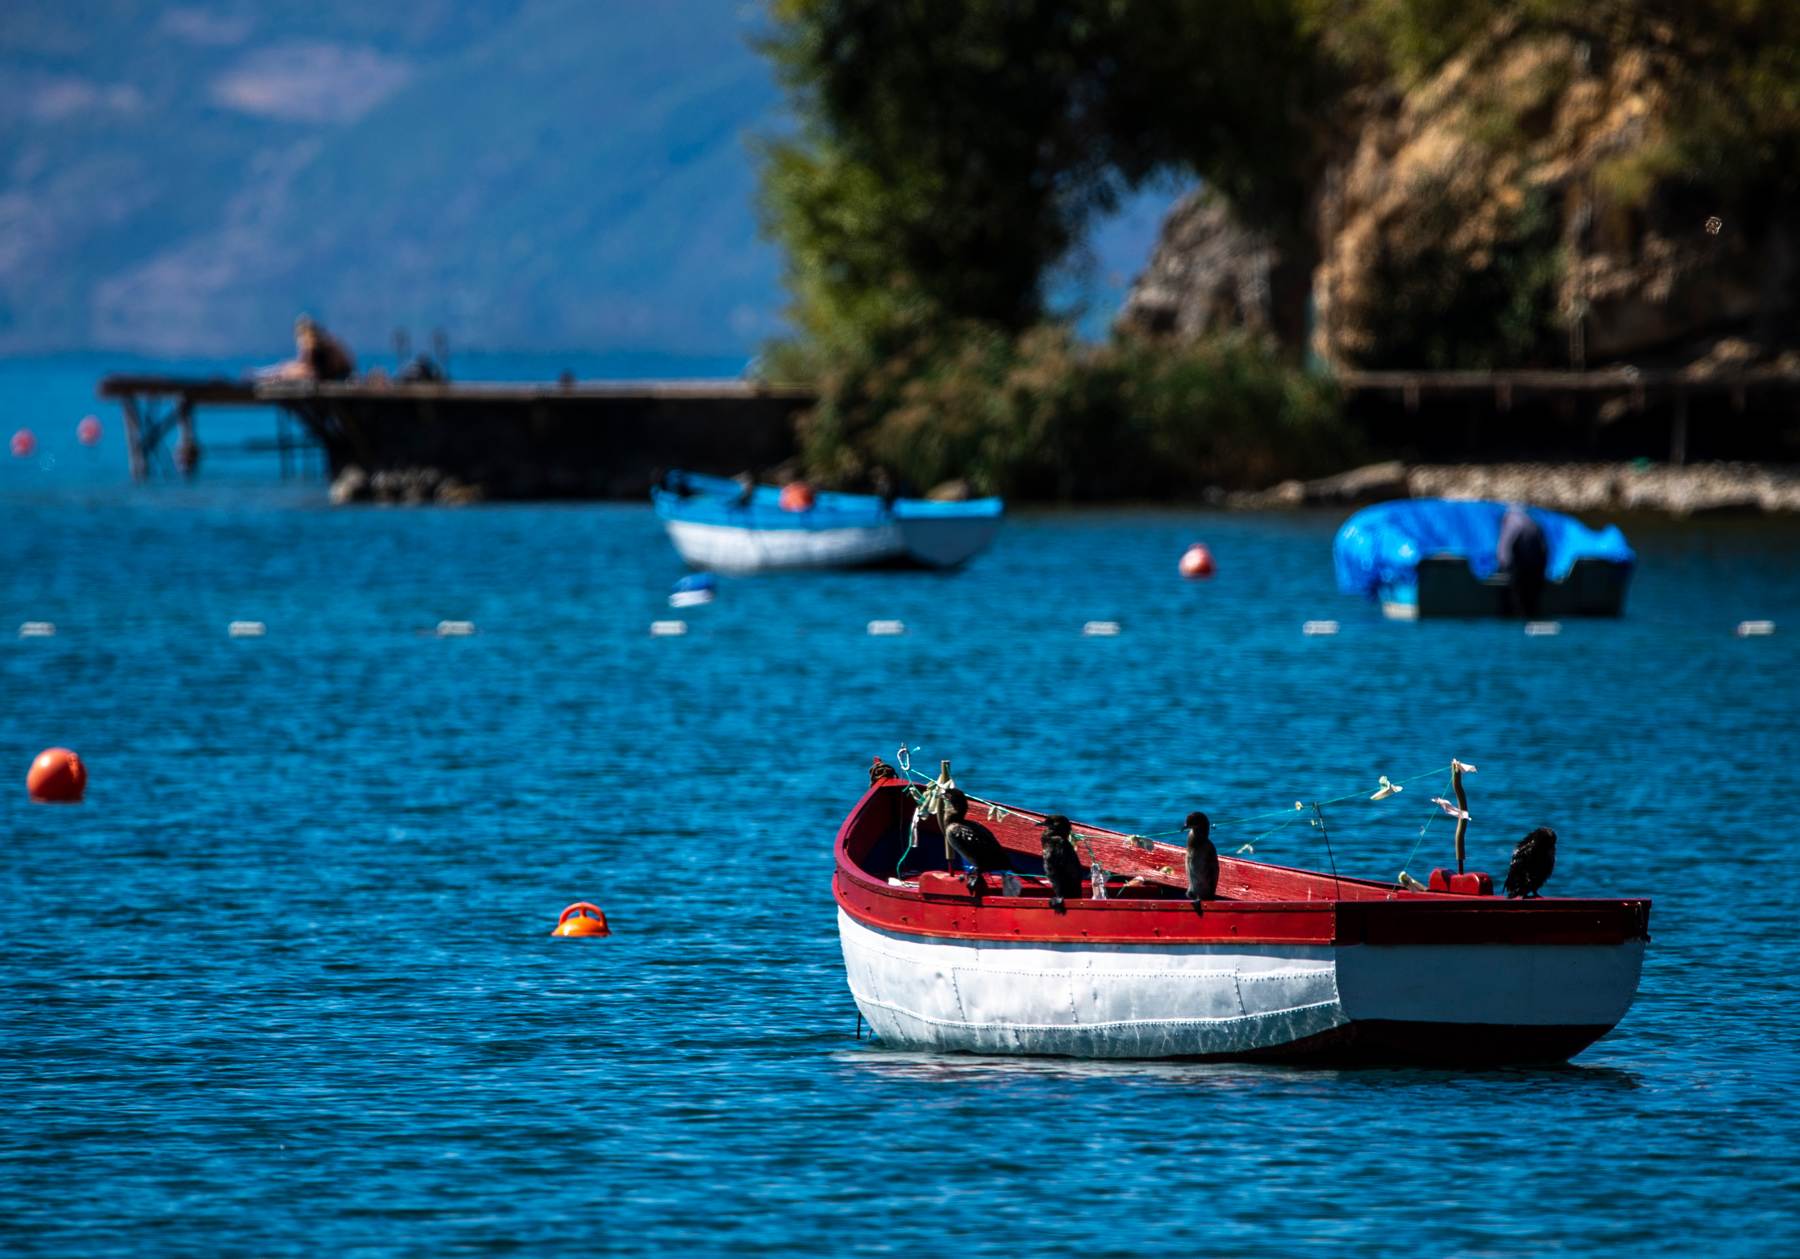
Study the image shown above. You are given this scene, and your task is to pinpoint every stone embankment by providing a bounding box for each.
[330,465,484,506]
[1229,461,1800,515]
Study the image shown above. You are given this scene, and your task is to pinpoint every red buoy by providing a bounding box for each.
[10,429,35,459]
[77,416,102,446]
[553,902,611,937]
[778,481,816,512]
[1179,542,1215,579]
[27,748,86,803]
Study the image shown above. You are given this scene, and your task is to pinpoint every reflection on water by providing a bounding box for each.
[836,1045,1643,1092]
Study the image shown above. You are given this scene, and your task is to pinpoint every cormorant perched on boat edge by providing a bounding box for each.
[1505,826,1557,898]
[1184,811,1218,910]
[1038,814,1084,913]
[869,756,898,786]
[942,788,1009,896]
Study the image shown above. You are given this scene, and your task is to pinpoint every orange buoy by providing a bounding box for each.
[10,429,35,459]
[77,416,102,446]
[1179,542,1216,579]
[778,481,816,512]
[553,902,611,937]
[27,748,86,803]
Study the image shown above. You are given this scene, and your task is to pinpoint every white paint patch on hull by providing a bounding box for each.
[838,910,1346,1058]
[665,519,905,572]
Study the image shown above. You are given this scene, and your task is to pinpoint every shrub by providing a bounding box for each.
[794,325,1357,501]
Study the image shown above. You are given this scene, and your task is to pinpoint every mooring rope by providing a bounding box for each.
[886,744,1482,879]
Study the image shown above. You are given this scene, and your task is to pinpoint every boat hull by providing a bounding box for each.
[1380,556,1633,620]
[653,474,1003,573]
[839,909,1645,1064]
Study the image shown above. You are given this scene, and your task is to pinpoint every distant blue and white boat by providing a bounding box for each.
[652,471,1003,573]
[1334,499,1635,619]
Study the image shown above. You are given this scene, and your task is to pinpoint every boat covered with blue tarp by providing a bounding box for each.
[653,470,1003,573]
[1334,499,1635,619]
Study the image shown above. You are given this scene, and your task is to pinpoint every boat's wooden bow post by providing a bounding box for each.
[920,759,956,859]
[1452,760,1470,873]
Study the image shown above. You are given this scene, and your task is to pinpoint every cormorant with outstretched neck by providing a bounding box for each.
[942,788,1008,895]
[869,756,898,786]
[1184,811,1219,909]
[1505,826,1558,898]
[1038,814,1084,913]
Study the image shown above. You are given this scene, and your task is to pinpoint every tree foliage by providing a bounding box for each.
[798,323,1355,499]
[759,0,1326,353]
[755,0,1800,495]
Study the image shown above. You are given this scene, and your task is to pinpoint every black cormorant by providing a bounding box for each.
[942,788,1008,895]
[1184,811,1219,908]
[869,756,898,786]
[1505,826,1558,898]
[1038,814,1084,913]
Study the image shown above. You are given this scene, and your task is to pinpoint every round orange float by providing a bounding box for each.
[27,748,86,803]
[10,429,35,459]
[77,416,102,446]
[778,481,816,512]
[553,902,611,937]
[1179,542,1216,579]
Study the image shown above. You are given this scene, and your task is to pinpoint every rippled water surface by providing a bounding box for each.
[4,361,1800,1255]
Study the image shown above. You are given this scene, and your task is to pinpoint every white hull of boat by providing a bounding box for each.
[838,909,1645,1059]
[663,516,1000,573]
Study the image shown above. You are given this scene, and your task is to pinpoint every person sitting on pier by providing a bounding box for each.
[266,315,356,382]
[1497,503,1549,618]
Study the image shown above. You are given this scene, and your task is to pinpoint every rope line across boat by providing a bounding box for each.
[887,747,1485,876]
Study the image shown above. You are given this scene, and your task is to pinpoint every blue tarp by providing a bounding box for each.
[1334,499,1634,598]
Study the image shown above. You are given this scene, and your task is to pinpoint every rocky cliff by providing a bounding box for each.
[1120,13,1798,371]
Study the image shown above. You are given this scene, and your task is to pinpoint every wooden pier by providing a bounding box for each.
[1336,366,1800,465]
[96,375,816,499]
[97,365,1800,501]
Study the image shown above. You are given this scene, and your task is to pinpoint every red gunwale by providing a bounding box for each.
[833,781,1651,948]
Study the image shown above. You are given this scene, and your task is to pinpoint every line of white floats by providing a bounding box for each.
[16,618,1782,639]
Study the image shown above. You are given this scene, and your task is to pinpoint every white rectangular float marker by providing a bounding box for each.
[1737,620,1776,637]
[1524,621,1561,636]
[227,621,266,638]
[18,622,55,637]
[1082,621,1121,636]
[1302,620,1340,636]
[867,620,906,636]
[650,620,688,636]
[436,620,476,637]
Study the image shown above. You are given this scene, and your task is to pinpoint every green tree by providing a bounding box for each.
[759,0,1325,356]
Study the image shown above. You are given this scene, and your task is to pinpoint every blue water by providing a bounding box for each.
[5,359,1800,1255]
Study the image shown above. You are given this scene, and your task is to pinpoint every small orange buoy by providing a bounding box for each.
[10,429,35,459]
[27,748,86,803]
[553,902,611,937]
[778,481,816,512]
[1179,542,1215,579]
[77,416,102,446]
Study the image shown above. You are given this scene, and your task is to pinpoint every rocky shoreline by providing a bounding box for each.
[330,465,484,506]
[1227,461,1800,516]
[328,456,1800,516]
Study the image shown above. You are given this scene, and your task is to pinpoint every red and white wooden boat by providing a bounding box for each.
[834,779,1651,1065]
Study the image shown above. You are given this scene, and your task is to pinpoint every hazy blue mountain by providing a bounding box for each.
[0,1,1164,360]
